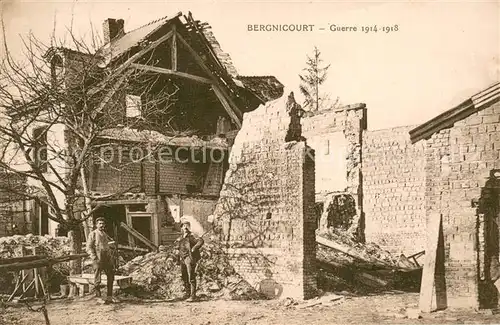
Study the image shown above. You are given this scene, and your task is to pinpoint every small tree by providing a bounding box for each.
[299,46,339,112]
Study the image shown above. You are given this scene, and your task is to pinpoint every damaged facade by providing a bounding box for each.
[15,12,284,247]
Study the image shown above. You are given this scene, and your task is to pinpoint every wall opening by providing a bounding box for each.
[477,169,500,309]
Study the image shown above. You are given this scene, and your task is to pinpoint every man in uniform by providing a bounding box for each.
[86,217,116,304]
[176,221,204,302]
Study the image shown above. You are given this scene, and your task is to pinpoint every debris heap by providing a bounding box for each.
[316,228,422,293]
[0,234,71,259]
[119,240,265,300]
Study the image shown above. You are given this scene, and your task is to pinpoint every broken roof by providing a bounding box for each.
[99,12,283,103]
[410,82,500,143]
[237,76,284,103]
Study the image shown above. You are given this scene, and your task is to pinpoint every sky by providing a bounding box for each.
[0,0,498,131]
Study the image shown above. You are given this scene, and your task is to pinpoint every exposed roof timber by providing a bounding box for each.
[96,69,134,113]
[89,30,174,96]
[410,82,500,143]
[130,63,212,84]
[185,12,236,80]
[171,24,178,71]
[212,85,242,129]
[175,31,243,127]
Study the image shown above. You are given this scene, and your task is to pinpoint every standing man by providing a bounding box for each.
[176,221,204,302]
[86,217,116,304]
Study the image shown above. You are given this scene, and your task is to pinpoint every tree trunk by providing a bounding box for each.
[80,167,92,239]
[68,227,83,275]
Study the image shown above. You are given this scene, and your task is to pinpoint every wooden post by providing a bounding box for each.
[419,213,447,312]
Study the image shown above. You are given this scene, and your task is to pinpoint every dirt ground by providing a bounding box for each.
[1,292,499,325]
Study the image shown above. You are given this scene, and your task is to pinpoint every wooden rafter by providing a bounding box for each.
[171,24,178,71]
[130,63,212,84]
[95,69,133,113]
[175,32,243,127]
[212,85,241,128]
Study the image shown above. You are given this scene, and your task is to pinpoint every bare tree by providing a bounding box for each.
[0,21,182,274]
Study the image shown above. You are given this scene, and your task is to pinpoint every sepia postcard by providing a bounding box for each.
[0,1,498,324]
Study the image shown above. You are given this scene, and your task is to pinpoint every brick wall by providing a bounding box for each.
[302,104,366,202]
[301,104,366,238]
[181,198,217,235]
[213,92,317,300]
[362,126,427,255]
[92,147,223,197]
[423,99,500,309]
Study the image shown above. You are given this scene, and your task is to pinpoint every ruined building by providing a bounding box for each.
[12,12,284,246]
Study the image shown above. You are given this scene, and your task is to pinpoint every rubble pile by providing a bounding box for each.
[0,234,71,259]
[317,229,410,268]
[119,240,264,300]
[316,228,422,293]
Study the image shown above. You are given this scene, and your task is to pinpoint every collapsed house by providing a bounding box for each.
[15,12,284,245]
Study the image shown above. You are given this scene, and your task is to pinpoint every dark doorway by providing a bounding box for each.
[478,170,500,309]
[131,216,152,249]
[93,205,127,245]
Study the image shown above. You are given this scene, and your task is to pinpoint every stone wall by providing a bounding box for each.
[362,126,427,255]
[302,104,366,203]
[301,104,366,239]
[213,92,317,300]
[422,99,500,309]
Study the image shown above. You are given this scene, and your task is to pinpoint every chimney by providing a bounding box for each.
[103,18,125,43]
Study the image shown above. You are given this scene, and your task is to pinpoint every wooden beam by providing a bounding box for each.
[130,63,212,84]
[212,86,242,129]
[171,24,177,71]
[175,32,243,127]
[95,69,133,113]
[89,30,174,96]
[117,244,149,253]
[120,222,157,251]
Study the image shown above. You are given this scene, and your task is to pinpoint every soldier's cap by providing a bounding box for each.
[95,217,106,223]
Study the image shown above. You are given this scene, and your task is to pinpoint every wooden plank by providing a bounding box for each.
[316,235,394,268]
[419,213,447,312]
[8,271,28,302]
[117,244,149,253]
[120,222,157,251]
[171,24,177,71]
[0,255,47,265]
[0,254,88,272]
[130,63,212,84]
[175,32,242,127]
